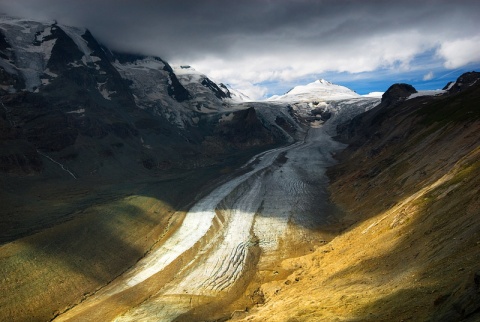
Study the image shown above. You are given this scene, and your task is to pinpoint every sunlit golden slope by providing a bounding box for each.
[233,74,480,321]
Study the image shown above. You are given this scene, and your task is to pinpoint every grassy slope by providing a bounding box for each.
[232,84,480,321]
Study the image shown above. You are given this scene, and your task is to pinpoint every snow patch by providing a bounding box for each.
[97,82,116,100]
[445,81,456,90]
[35,26,52,42]
[66,108,85,114]
[407,89,445,100]
[43,68,57,78]
[363,91,384,98]
[0,59,17,75]
[198,105,215,113]
[68,61,83,68]
[117,57,165,70]
[60,25,97,66]
[0,84,16,93]
[219,113,234,122]
[310,120,323,128]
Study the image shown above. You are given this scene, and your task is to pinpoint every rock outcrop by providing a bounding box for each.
[380,82,417,105]
[443,71,480,93]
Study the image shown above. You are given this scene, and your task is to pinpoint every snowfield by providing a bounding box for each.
[407,89,446,99]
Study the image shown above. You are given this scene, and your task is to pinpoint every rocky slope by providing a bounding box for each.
[232,72,480,321]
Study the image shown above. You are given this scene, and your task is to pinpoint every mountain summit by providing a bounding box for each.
[268,79,360,102]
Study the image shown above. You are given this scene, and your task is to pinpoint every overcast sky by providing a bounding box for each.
[1,0,480,99]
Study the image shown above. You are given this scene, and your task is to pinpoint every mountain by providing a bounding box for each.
[173,65,250,104]
[0,15,293,250]
[268,78,360,102]
[2,14,478,322]
[235,72,480,321]
[0,16,294,320]
[0,15,284,180]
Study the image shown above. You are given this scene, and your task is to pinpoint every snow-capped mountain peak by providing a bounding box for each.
[173,65,249,103]
[316,79,332,85]
[268,79,360,102]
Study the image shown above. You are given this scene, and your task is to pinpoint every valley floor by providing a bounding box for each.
[2,95,478,322]
[50,121,346,321]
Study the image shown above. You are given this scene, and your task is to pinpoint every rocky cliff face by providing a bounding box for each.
[380,82,417,106]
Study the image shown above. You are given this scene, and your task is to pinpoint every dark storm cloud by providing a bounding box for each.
[1,0,480,98]
[1,0,476,58]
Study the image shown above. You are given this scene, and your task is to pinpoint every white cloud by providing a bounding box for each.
[438,36,480,69]
[230,81,268,101]
[184,29,436,97]
[423,71,434,81]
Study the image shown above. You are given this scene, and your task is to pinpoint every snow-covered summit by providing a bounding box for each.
[268,79,360,102]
